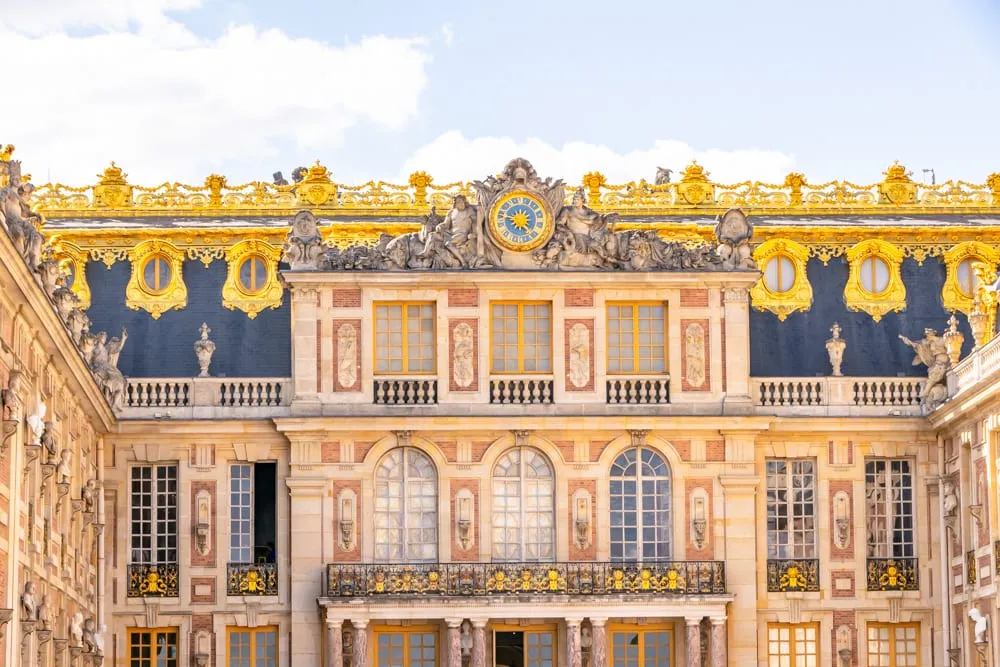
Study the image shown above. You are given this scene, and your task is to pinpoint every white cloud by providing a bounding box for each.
[1,5,432,185]
[396,131,796,187]
[441,23,454,47]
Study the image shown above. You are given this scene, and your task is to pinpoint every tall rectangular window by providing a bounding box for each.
[867,623,918,667]
[128,628,179,667]
[375,629,437,667]
[490,302,552,373]
[130,465,177,565]
[228,627,278,667]
[766,460,816,558]
[865,460,914,558]
[767,624,818,667]
[607,303,666,374]
[374,302,435,374]
[230,463,277,564]
[611,628,672,667]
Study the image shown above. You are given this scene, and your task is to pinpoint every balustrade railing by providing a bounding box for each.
[490,377,554,405]
[606,376,671,404]
[325,561,725,597]
[218,380,285,407]
[765,558,820,592]
[127,563,179,597]
[227,562,279,596]
[865,557,918,591]
[125,381,191,408]
[950,334,1000,399]
[752,376,924,413]
[373,377,438,405]
[122,377,292,411]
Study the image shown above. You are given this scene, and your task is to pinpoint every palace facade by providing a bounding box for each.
[2,148,1000,667]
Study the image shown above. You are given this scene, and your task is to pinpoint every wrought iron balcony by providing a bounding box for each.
[866,558,918,591]
[766,558,820,592]
[127,563,179,598]
[325,561,725,598]
[227,562,278,596]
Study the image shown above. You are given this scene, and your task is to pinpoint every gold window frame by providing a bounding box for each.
[226,625,279,666]
[127,627,180,667]
[843,239,905,322]
[373,624,440,667]
[125,240,187,319]
[373,301,437,375]
[751,238,813,321]
[605,301,669,375]
[222,240,284,319]
[942,241,1000,314]
[766,623,819,667]
[53,241,92,310]
[866,622,920,667]
[607,622,675,667]
[489,301,553,375]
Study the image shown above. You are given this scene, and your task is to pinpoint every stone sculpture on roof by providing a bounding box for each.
[283,158,754,273]
[900,327,952,410]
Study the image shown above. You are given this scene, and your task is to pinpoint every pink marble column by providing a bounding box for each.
[685,617,702,667]
[446,619,463,667]
[710,617,727,667]
[326,619,343,667]
[471,619,488,667]
[352,620,368,667]
[566,618,583,667]
[590,618,608,667]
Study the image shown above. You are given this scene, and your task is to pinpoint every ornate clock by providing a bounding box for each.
[487,191,554,253]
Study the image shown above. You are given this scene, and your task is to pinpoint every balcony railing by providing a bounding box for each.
[120,377,292,416]
[227,562,278,596]
[866,558,918,591]
[606,376,670,404]
[325,561,725,598]
[373,377,438,405]
[765,558,820,592]
[752,376,924,415]
[490,377,555,404]
[127,563,179,597]
[949,333,1000,399]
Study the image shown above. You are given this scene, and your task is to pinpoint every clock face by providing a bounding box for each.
[488,191,553,253]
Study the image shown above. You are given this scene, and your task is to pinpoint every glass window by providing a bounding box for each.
[129,628,179,667]
[228,627,278,667]
[238,255,269,294]
[860,256,890,294]
[376,630,436,667]
[375,302,436,374]
[766,460,816,559]
[764,255,796,294]
[231,464,253,563]
[130,465,177,565]
[865,459,915,558]
[610,448,672,561]
[490,302,552,373]
[141,254,173,295]
[767,624,818,667]
[526,631,555,667]
[607,303,666,374]
[492,447,555,561]
[374,448,438,562]
[612,629,672,667]
[867,623,918,667]
[957,258,982,297]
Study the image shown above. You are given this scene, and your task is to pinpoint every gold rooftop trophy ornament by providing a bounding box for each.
[285,158,753,273]
[900,327,952,410]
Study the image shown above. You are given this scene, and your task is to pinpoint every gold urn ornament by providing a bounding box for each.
[942,314,965,365]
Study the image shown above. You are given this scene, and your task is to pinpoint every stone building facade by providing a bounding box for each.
[3,150,1000,666]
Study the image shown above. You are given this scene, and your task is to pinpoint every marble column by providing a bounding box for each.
[685,617,702,667]
[446,619,463,667]
[351,620,368,667]
[590,618,608,667]
[566,618,583,667]
[471,619,488,667]
[710,617,727,667]
[326,619,343,667]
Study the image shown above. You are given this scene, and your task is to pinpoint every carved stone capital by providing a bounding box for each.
[628,430,649,447]
[512,430,532,447]
[723,286,749,303]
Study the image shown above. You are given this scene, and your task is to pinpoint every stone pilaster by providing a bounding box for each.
[685,617,702,667]
[290,286,321,406]
[710,617,727,667]
[722,286,752,403]
[326,618,343,667]
[566,618,582,667]
[720,472,760,667]
[590,618,607,667]
[287,477,328,667]
[446,618,463,667]
[351,620,368,667]
[471,619,487,667]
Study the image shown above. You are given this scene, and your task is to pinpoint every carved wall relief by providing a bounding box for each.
[452,323,474,389]
[336,323,358,391]
[568,323,591,389]
[683,321,707,390]
[833,491,851,549]
[194,490,211,556]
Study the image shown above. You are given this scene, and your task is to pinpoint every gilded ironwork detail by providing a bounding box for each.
[221,240,283,319]
[125,240,187,319]
[843,239,906,322]
[227,563,278,596]
[865,558,918,591]
[127,563,179,598]
[995,541,1000,576]
[765,559,820,592]
[750,238,813,320]
[942,242,1000,315]
[325,561,726,598]
[967,550,978,586]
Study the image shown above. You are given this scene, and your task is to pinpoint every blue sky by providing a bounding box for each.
[2,0,999,187]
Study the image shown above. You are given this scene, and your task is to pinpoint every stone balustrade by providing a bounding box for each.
[752,376,925,416]
[949,333,1000,399]
[120,377,291,418]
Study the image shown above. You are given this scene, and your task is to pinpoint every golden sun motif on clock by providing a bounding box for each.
[488,191,554,252]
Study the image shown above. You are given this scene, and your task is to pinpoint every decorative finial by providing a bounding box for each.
[826,322,846,376]
[199,322,211,340]
[193,323,216,378]
[943,313,965,365]
[97,162,128,185]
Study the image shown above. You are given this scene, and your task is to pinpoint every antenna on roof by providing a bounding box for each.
[921,168,936,186]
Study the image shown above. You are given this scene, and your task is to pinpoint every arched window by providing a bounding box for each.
[374,448,437,562]
[610,447,672,561]
[492,447,555,562]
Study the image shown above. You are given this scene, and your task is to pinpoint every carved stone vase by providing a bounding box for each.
[193,323,216,378]
[825,322,846,376]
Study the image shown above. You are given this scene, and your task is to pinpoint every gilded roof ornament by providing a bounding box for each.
[676,161,715,206]
[296,160,337,207]
[878,161,916,205]
[97,162,128,185]
[0,144,13,162]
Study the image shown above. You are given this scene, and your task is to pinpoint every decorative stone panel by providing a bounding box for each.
[680,289,709,307]
[332,319,362,392]
[829,481,854,561]
[567,480,596,561]
[975,457,990,547]
[680,318,710,392]
[190,481,216,567]
[190,576,217,604]
[564,289,594,308]
[831,610,857,667]
[332,288,362,308]
[450,479,479,562]
[449,318,479,392]
[190,613,215,665]
[333,480,362,562]
[684,478,713,560]
[447,288,478,308]
[831,570,855,599]
[564,319,594,392]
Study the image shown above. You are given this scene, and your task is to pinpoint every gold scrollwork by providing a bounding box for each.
[942,241,1000,315]
[750,238,813,321]
[222,240,283,319]
[125,240,187,319]
[844,239,906,322]
[51,242,91,310]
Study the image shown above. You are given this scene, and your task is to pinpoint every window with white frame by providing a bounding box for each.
[865,459,914,559]
[373,448,438,562]
[492,447,555,562]
[766,460,817,559]
[230,462,277,564]
[129,465,177,565]
[610,447,672,561]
